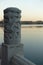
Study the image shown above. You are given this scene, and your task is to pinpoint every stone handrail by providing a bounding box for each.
[10,55,36,65]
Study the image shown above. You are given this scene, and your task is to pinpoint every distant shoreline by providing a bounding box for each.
[0,20,43,27]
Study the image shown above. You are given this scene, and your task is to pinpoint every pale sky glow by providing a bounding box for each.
[0,0,43,21]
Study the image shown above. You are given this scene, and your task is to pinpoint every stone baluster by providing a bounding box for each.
[1,7,24,65]
[4,7,21,44]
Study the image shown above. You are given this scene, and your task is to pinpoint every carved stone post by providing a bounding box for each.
[1,7,23,65]
[4,8,21,44]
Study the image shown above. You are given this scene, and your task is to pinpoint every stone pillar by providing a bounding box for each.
[1,7,24,65]
[4,7,21,44]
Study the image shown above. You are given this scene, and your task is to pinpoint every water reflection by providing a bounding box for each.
[21,25,43,65]
[22,24,43,28]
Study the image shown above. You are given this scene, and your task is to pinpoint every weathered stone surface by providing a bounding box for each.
[1,7,22,65]
[1,43,24,65]
[4,7,21,44]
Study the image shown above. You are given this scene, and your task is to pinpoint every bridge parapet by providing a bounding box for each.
[10,55,36,65]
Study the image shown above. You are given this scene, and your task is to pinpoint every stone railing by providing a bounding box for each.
[10,55,36,65]
[1,7,36,65]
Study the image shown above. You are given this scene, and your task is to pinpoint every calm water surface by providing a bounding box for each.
[0,25,43,65]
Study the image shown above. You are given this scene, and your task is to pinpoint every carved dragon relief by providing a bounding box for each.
[4,8,21,44]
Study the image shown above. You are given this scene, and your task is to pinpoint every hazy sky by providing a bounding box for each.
[0,0,43,21]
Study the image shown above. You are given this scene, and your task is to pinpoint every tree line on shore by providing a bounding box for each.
[0,20,4,27]
[0,20,43,27]
[21,21,43,24]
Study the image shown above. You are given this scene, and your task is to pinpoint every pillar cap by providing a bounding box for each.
[4,7,21,14]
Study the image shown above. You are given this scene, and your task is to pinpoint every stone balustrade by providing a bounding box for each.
[1,7,36,65]
[10,55,36,65]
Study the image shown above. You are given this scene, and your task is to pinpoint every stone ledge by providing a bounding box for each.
[2,43,24,49]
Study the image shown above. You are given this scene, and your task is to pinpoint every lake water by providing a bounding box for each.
[0,25,43,65]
